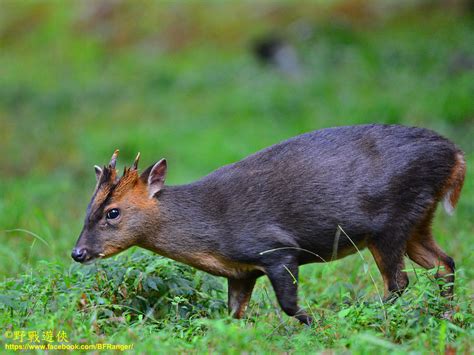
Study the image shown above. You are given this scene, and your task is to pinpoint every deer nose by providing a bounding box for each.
[71,248,87,262]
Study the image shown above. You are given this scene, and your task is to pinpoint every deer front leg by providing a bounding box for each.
[265,261,313,325]
[228,277,257,319]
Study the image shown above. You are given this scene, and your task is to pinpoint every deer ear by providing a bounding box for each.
[142,159,167,198]
[94,165,103,181]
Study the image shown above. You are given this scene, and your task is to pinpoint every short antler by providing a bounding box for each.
[132,152,141,170]
[109,149,119,169]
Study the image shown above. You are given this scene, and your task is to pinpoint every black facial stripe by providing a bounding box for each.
[87,183,118,224]
[85,165,113,218]
[86,187,100,217]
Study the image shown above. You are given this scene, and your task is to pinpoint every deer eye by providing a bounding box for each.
[106,208,120,220]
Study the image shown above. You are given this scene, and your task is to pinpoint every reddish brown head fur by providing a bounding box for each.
[72,151,167,263]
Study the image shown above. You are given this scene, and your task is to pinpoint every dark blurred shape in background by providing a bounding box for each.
[252,36,301,76]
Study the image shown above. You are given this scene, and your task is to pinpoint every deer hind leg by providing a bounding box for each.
[407,215,455,298]
[228,277,257,319]
[368,233,409,300]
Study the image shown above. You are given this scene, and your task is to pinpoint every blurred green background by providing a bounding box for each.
[0,0,473,352]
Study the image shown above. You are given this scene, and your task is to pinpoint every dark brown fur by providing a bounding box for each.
[72,124,466,325]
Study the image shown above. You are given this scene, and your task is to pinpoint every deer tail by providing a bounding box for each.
[443,151,466,215]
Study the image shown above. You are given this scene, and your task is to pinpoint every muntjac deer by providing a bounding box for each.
[72,124,465,325]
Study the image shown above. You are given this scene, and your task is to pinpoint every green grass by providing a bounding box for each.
[0,2,473,353]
